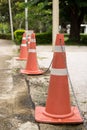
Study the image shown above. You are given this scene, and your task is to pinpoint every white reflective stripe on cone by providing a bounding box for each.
[28,41,30,44]
[28,36,31,39]
[22,37,26,40]
[31,39,36,43]
[28,49,36,52]
[54,46,65,52]
[51,68,67,76]
[21,44,27,47]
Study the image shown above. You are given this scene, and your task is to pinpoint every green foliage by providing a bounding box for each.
[60,0,87,42]
[0,1,9,22]
[14,29,25,45]
[1,0,87,43]
[80,34,87,45]
[0,31,87,46]
[14,30,52,45]
[0,33,11,40]
[36,32,52,45]
[0,23,10,34]
[27,1,52,33]
[60,0,87,26]
[0,0,52,32]
[65,34,87,45]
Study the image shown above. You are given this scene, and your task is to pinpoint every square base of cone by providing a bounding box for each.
[20,69,43,75]
[35,106,83,124]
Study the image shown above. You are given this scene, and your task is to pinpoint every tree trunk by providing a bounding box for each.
[69,7,85,42]
[69,8,80,42]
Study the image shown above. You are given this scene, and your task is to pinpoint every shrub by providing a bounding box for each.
[0,33,11,40]
[14,30,52,45]
[36,32,52,45]
[80,34,87,45]
[65,34,87,45]
[14,29,25,45]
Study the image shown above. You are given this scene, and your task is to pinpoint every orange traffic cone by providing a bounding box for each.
[20,33,43,75]
[35,34,83,124]
[27,34,31,49]
[16,32,28,60]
